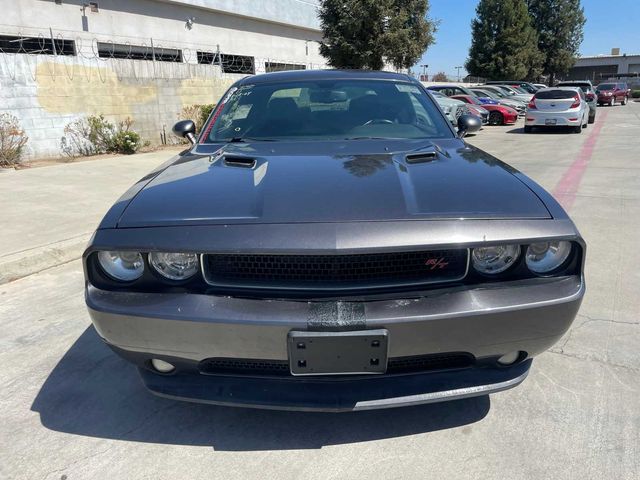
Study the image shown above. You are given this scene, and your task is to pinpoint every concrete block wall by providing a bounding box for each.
[0,54,236,160]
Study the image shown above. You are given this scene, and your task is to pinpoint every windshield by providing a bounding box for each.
[202,79,453,142]
[597,83,615,90]
[484,88,505,98]
[475,90,498,99]
[535,90,578,99]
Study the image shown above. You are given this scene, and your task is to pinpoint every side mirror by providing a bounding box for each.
[457,114,482,138]
[173,119,197,145]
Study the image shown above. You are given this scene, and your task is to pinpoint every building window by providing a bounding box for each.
[265,62,306,73]
[97,42,182,62]
[197,51,255,74]
[0,34,76,55]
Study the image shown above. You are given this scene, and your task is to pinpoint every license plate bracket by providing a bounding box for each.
[545,118,557,125]
[288,329,389,375]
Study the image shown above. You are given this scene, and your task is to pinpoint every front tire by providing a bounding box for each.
[588,112,596,124]
[622,96,628,105]
[610,97,616,106]
[488,111,503,125]
[573,125,582,134]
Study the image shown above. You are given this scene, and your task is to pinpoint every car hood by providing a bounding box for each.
[116,139,551,227]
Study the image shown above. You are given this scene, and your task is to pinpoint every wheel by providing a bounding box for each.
[573,125,582,133]
[588,112,596,124]
[610,97,616,106]
[488,111,503,125]
[622,96,628,105]
[524,125,532,133]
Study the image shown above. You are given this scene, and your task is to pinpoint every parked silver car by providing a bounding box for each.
[525,87,589,133]
[556,80,597,124]
[490,85,534,103]
[429,90,469,125]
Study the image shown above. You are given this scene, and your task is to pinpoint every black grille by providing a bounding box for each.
[387,353,474,373]
[199,353,474,377]
[203,249,468,292]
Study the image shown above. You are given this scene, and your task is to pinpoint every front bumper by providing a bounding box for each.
[87,275,584,410]
[138,359,532,412]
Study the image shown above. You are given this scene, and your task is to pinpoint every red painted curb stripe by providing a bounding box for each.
[552,110,608,211]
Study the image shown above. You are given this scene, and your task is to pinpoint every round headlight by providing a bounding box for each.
[472,244,520,274]
[149,252,199,281]
[525,241,572,274]
[97,251,144,281]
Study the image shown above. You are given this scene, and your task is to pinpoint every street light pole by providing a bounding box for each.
[456,66,463,82]
[421,64,429,81]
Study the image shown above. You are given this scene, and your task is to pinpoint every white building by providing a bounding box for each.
[0,0,327,159]
[567,49,640,86]
[1,0,326,72]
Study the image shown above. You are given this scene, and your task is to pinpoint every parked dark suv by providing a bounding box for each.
[595,82,630,106]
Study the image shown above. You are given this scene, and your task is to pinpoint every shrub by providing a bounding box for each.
[199,103,216,128]
[632,90,640,99]
[110,130,142,154]
[179,103,217,133]
[61,115,144,157]
[0,113,29,167]
[431,72,449,82]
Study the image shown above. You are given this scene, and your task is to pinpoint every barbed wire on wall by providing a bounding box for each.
[0,27,327,84]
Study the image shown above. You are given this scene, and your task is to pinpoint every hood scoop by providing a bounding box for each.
[405,150,437,164]
[223,155,256,168]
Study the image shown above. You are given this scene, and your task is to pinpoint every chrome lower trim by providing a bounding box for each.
[352,369,529,410]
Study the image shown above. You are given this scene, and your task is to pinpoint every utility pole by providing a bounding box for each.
[456,66,463,82]
[421,64,428,81]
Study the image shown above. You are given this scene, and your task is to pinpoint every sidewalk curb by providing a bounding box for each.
[0,234,91,284]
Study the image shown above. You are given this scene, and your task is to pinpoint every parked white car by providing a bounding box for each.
[524,87,589,134]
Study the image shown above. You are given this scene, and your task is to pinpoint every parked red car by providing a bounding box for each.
[451,95,518,125]
[595,82,630,106]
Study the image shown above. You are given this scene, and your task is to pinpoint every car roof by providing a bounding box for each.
[233,69,415,86]
[557,80,592,86]
[536,87,581,93]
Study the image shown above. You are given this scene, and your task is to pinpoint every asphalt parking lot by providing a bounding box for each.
[1,102,639,480]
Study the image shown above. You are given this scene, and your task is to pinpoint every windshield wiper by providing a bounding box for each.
[227,137,277,143]
[343,136,400,140]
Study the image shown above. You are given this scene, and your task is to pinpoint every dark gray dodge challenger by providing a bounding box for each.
[84,70,585,411]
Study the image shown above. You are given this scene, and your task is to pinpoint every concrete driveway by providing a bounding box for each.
[1,104,639,479]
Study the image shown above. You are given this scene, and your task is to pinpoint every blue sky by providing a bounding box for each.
[415,0,640,78]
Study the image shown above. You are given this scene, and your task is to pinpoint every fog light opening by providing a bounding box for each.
[151,358,176,374]
[497,351,521,366]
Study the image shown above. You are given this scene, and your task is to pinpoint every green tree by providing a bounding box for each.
[527,0,586,85]
[465,0,543,80]
[318,0,438,70]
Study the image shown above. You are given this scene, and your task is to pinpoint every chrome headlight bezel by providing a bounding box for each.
[97,250,145,282]
[148,252,200,281]
[471,244,521,275]
[525,241,573,274]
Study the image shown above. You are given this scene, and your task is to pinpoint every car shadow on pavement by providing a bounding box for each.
[507,126,578,134]
[31,327,490,451]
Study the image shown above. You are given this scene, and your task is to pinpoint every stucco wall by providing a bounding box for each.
[0,55,237,159]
